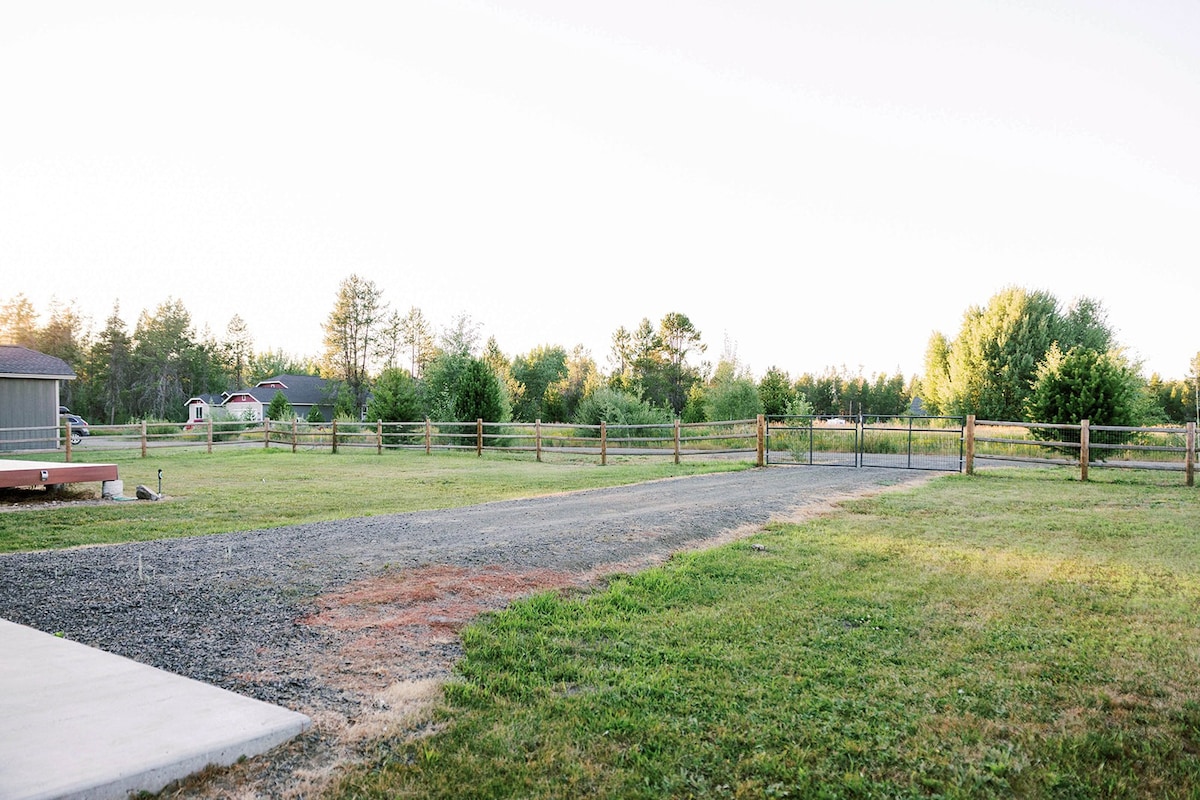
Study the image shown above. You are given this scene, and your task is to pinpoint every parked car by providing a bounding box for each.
[61,413,90,445]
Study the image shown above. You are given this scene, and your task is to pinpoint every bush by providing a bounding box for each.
[573,388,672,437]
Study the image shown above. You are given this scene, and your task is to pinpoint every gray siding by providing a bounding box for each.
[0,378,60,451]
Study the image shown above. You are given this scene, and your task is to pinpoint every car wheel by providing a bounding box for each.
[70,432,82,445]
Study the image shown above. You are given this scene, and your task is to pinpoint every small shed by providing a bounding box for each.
[0,345,76,452]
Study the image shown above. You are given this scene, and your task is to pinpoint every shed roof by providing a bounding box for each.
[0,345,76,380]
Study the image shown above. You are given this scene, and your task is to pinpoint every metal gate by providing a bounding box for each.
[766,415,964,472]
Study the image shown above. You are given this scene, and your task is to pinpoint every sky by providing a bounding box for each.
[2,1,1197,380]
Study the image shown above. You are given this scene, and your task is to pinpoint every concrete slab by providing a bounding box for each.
[0,619,310,800]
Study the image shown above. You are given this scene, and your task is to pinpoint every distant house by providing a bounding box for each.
[185,374,338,424]
[0,345,76,452]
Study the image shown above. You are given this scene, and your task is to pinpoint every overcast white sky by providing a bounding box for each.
[2,1,1197,379]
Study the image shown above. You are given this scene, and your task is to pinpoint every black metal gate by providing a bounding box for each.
[766,415,964,472]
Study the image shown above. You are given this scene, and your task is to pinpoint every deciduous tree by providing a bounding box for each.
[321,274,386,414]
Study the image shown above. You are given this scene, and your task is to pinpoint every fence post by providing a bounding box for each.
[601,421,607,466]
[292,418,298,453]
[332,419,338,454]
[141,419,147,458]
[964,415,975,474]
[264,418,270,449]
[207,418,214,454]
[477,419,483,457]
[756,414,765,467]
[377,419,383,455]
[674,418,681,465]
[535,419,542,463]
[1186,422,1195,488]
[64,419,72,462]
[1079,419,1090,482]
[425,418,432,455]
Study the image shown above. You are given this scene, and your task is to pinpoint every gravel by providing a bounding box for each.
[0,466,930,795]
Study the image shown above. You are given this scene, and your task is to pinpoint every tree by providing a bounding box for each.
[1026,345,1140,428]
[399,306,436,378]
[455,357,509,424]
[510,345,568,422]
[321,274,386,414]
[1190,352,1200,425]
[607,325,635,391]
[658,312,706,415]
[131,298,200,421]
[921,286,1116,419]
[223,314,253,389]
[758,367,795,417]
[82,303,132,424]
[266,390,294,420]
[367,367,423,441]
[441,312,481,357]
[545,346,601,423]
[0,294,38,347]
[249,349,318,383]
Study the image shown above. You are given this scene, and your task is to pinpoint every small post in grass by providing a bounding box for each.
[377,419,383,455]
[140,419,148,458]
[600,421,607,466]
[207,417,213,453]
[674,418,681,465]
[425,417,432,455]
[332,419,338,454]
[64,418,72,462]
[535,419,542,463]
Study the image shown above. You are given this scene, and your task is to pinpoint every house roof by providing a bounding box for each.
[186,374,335,409]
[0,345,76,380]
[251,374,335,407]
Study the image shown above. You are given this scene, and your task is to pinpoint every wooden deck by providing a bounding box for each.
[0,459,119,490]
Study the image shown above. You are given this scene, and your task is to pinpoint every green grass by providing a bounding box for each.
[0,448,749,553]
[334,468,1200,799]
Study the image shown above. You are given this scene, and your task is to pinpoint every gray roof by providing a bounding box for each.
[0,345,76,379]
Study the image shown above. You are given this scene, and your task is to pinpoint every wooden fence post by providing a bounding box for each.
[674,419,681,465]
[64,419,72,462]
[756,414,765,468]
[1079,419,1090,482]
[477,419,483,457]
[535,419,542,463]
[377,419,383,455]
[964,415,975,474]
[425,418,432,455]
[332,419,338,454]
[292,418,298,453]
[207,417,214,454]
[1186,421,1195,488]
[141,419,147,458]
[264,418,270,449]
[600,421,607,466]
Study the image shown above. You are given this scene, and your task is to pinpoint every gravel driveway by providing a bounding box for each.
[0,466,930,796]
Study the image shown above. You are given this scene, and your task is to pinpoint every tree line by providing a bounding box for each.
[3,280,1196,431]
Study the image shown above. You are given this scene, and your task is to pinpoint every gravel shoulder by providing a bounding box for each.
[0,466,932,797]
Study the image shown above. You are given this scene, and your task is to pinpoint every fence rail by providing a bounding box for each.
[967,417,1196,485]
[2,414,1195,485]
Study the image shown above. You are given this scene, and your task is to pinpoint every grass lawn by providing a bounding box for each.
[334,468,1200,799]
[0,447,748,553]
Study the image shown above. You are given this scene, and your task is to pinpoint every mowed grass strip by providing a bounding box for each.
[335,469,1200,799]
[0,448,748,552]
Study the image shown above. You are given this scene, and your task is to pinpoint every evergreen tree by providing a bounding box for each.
[266,390,294,420]
[758,366,795,417]
[1026,345,1140,427]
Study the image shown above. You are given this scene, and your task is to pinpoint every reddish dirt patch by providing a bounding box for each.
[297,564,582,698]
